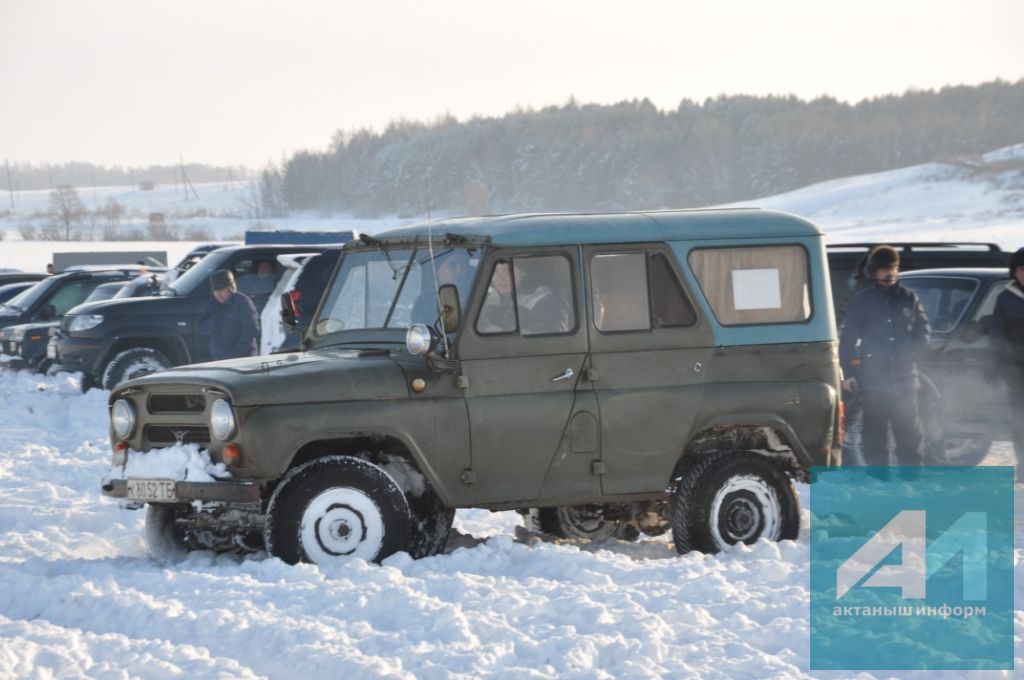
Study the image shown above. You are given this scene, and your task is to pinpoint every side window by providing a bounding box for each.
[688,245,811,325]
[476,255,575,336]
[47,280,103,316]
[234,257,282,297]
[592,253,650,331]
[591,251,697,332]
[901,277,978,333]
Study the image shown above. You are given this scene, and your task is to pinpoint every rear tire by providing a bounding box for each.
[671,451,799,555]
[102,347,172,389]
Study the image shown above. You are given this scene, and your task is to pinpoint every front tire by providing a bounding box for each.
[144,504,189,562]
[102,347,172,389]
[671,451,799,555]
[265,456,411,566]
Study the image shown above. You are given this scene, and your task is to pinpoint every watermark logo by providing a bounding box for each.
[810,467,1013,671]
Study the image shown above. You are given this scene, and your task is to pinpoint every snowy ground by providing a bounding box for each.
[0,370,1020,679]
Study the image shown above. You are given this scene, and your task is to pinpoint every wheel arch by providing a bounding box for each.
[100,334,189,373]
[674,418,808,482]
[280,431,452,506]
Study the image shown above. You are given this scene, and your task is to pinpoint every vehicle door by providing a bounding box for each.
[456,248,595,504]
[901,275,1005,435]
[584,246,714,495]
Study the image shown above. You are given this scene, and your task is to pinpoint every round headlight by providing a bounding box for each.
[210,399,236,441]
[111,399,136,440]
[405,323,434,356]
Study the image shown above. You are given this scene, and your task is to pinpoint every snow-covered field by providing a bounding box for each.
[1,147,1023,677]
[0,371,1020,679]
[3,142,1023,273]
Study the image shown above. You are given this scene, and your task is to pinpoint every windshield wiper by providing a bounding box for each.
[359,233,401,278]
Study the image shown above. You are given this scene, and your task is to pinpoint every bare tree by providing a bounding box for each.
[48,185,85,240]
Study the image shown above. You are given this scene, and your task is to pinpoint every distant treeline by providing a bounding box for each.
[266,79,1024,217]
[3,162,251,192]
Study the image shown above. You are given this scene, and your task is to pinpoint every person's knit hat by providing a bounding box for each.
[1010,247,1024,277]
[209,269,236,292]
[865,245,900,275]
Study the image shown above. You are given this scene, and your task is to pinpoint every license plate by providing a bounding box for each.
[47,338,58,359]
[126,479,177,502]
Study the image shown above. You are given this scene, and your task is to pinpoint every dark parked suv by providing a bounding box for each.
[57,245,335,389]
[1,267,151,334]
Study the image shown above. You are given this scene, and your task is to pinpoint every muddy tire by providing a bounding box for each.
[671,451,799,555]
[527,504,639,542]
[102,347,172,389]
[265,456,411,566]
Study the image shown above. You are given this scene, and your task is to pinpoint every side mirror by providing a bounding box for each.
[38,304,56,321]
[438,284,461,334]
[280,291,299,330]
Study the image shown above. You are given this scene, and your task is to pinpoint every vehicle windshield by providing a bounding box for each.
[114,275,158,299]
[315,246,480,337]
[163,250,232,296]
[4,278,57,312]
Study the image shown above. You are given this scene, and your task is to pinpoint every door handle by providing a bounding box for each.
[551,368,574,382]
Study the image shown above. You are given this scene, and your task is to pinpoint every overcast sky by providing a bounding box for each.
[1,0,1022,169]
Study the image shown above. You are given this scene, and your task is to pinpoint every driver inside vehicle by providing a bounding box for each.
[410,249,475,325]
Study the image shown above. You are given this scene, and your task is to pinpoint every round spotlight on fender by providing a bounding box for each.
[210,399,237,441]
[111,399,136,440]
[405,323,434,356]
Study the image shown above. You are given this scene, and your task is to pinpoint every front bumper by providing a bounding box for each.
[102,478,262,503]
[0,354,28,370]
[57,335,106,374]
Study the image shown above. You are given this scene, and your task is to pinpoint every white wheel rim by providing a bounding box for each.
[300,487,384,564]
[709,474,781,551]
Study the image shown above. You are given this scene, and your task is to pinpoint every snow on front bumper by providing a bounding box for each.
[102,443,259,504]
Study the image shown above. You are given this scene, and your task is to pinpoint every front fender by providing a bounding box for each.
[234,397,471,507]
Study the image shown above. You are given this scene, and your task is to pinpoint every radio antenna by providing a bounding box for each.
[425,184,450,358]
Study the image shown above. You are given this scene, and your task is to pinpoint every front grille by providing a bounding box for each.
[2,341,18,355]
[146,425,210,446]
[148,393,206,414]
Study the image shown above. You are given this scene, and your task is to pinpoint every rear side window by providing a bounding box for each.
[688,245,811,325]
[591,252,696,332]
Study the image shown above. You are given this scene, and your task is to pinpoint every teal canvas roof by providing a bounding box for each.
[372,208,821,248]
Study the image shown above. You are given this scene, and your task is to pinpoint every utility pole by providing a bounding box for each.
[4,159,14,210]
[179,153,200,201]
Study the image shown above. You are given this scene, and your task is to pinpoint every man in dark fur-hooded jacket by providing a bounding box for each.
[988,247,1024,479]
[840,245,931,466]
